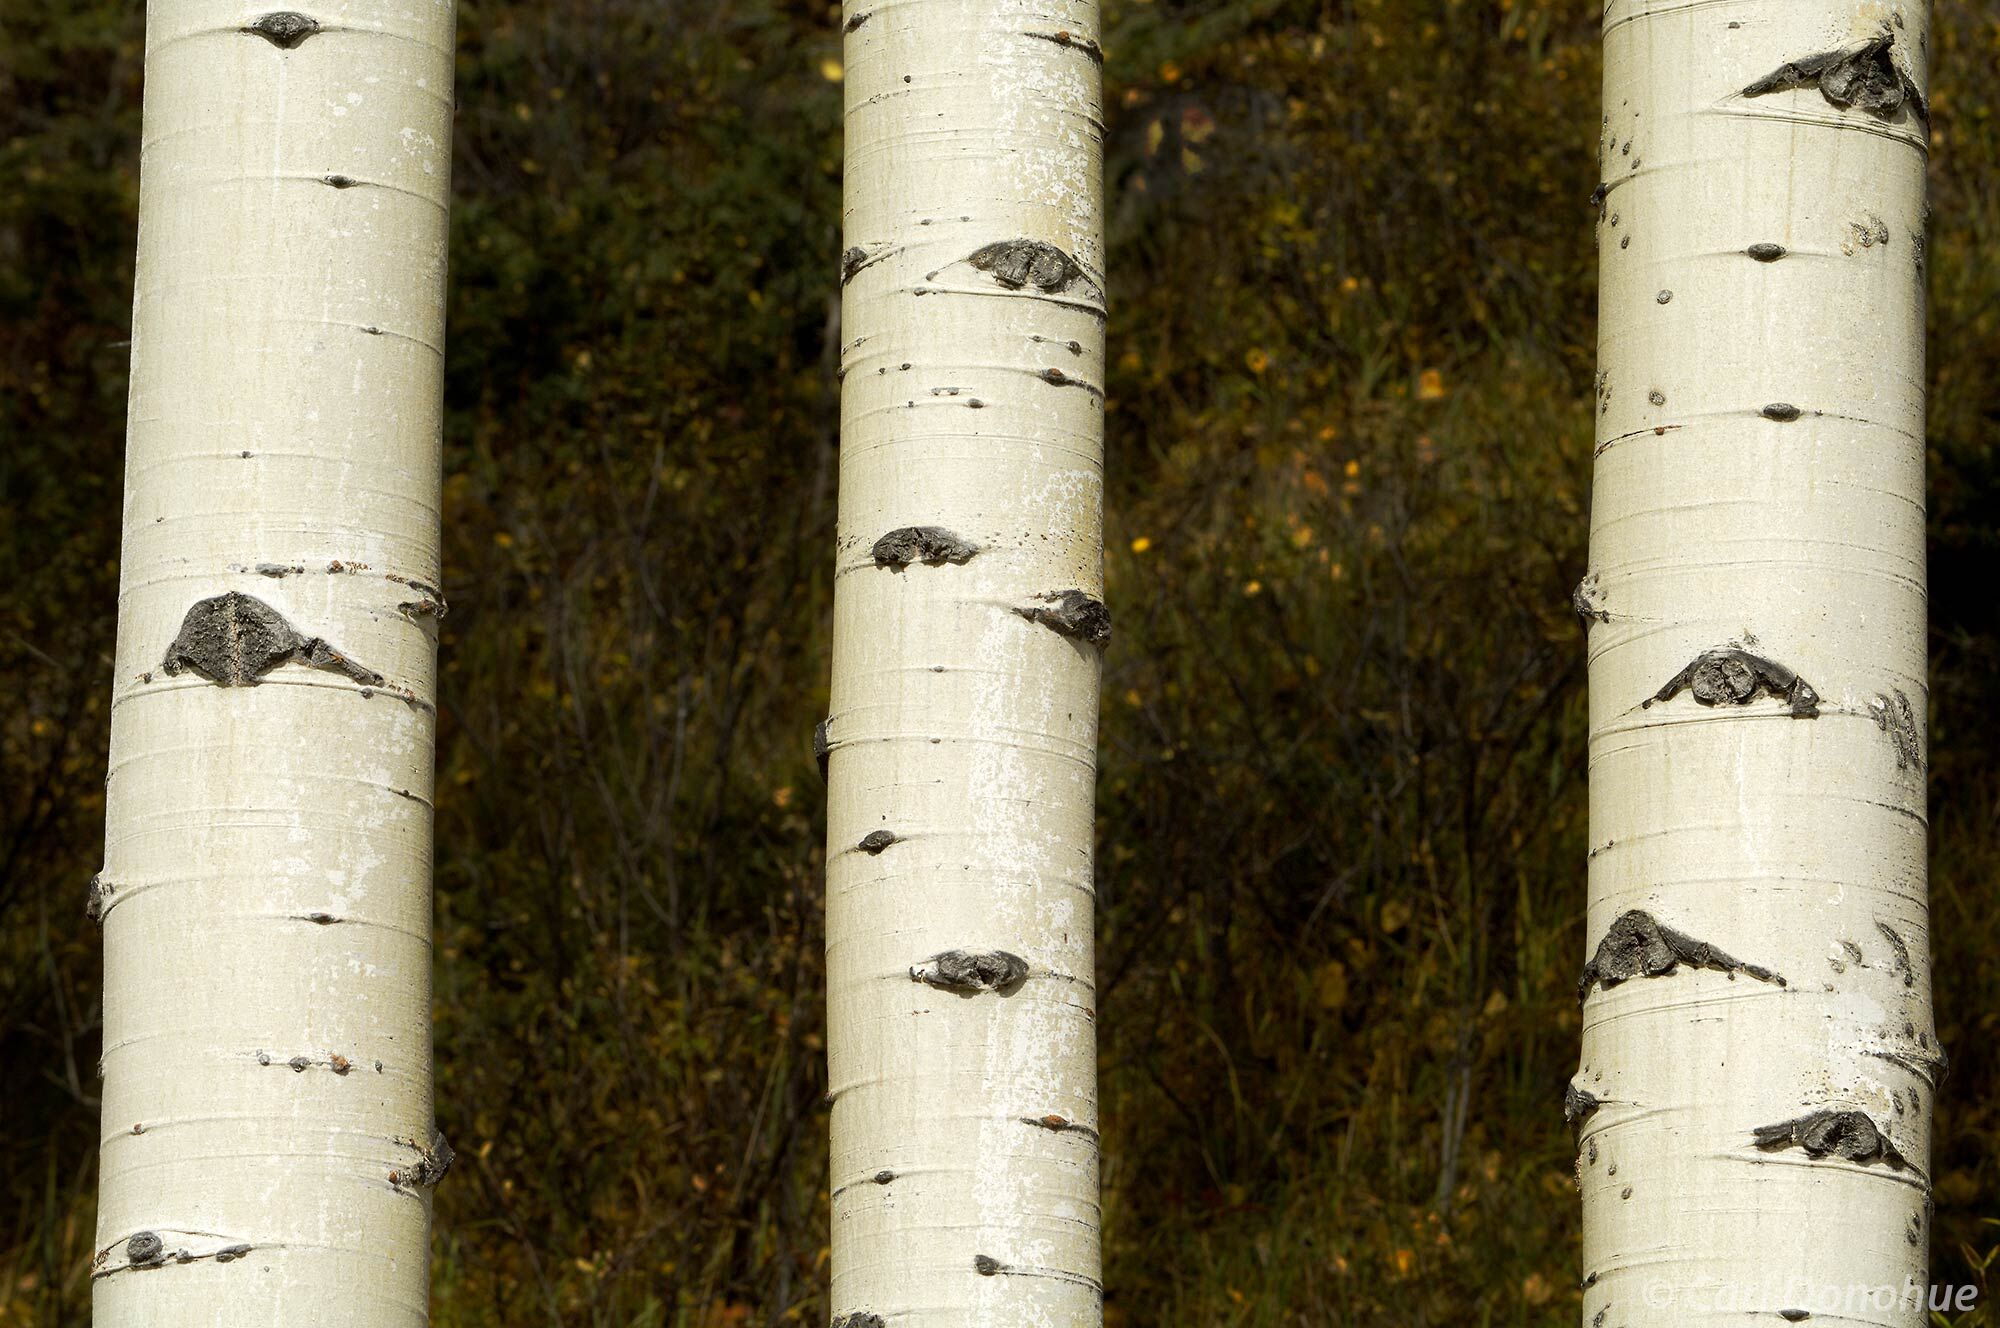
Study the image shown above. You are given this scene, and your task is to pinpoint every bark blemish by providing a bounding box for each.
[255,562,304,578]
[1743,30,1927,120]
[872,526,978,568]
[322,174,359,189]
[814,718,831,777]
[1015,590,1112,646]
[968,239,1087,294]
[1779,1310,1811,1322]
[1748,242,1787,262]
[85,874,110,922]
[243,11,320,47]
[1564,1082,1601,1125]
[1025,30,1105,62]
[973,1254,1005,1275]
[128,1232,163,1266]
[1579,909,1785,998]
[842,10,872,32]
[1655,289,1672,304]
[300,911,339,925]
[1643,647,1819,717]
[858,830,898,854]
[831,1316,886,1328]
[872,1169,894,1185]
[161,592,385,689]
[1874,921,1915,989]
[1753,1110,1905,1167]
[389,1128,455,1189]
[1572,572,1609,626]
[910,949,1030,995]
[1762,402,1802,421]
[1870,690,1923,770]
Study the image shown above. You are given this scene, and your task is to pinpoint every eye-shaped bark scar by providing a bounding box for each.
[1753,1110,1906,1167]
[1015,589,1112,646]
[1642,647,1818,718]
[967,239,1094,296]
[871,526,978,568]
[243,11,320,47]
[161,592,385,688]
[910,949,1030,995]
[1743,30,1927,121]
[1578,909,1785,999]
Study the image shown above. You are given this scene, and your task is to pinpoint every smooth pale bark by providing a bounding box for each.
[92,4,455,1324]
[1578,4,1933,1325]
[825,1,1107,1322]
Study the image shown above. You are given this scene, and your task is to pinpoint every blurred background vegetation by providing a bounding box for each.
[5,0,1999,1323]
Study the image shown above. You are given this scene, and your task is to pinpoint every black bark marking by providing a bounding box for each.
[1753,1110,1905,1167]
[872,1169,895,1184]
[244,11,320,46]
[1564,1082,1601,1126]
[1037,366,1103,398]
[1579,909,1785,999]
[1022,1113,1100,1140]
[322,174,359,189]
[255,562,304,578]
[85,873,109,922]
[840,246,869,285]
[1747,242,1787,262]
[1743,31,1927,120]
[399,593,448,620]
[1025,30,1104,63]
[390,1128,455,1189]
[288,1056,311,1072]
[858,830,898,854]
[832,1317,886,1328]
[300,911,339,925]
[128,1232,164,1266]
[1572,573,1609,626]
[968,239,1087,294]
[1015,590,1111,646]
[814,718,831,777]
[911,949,1030,995]
[843,10,872,32]
[1871,690,1924,771]
[1762,402,1802,421]
[1779,1311,1811,1323]
[973,1254,1005,1276]
[1655,289,1672,304]
[1875,921,1915,989]
[1643,647,1819,718]
[161,592,385,688]
[214,1244,253,1263]
[1849,215,1890,249]
[871,526,978,568]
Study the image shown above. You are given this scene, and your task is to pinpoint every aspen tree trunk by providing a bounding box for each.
[1576,5,1934,1325]
[824,1,1107,1322]
[90,4,455,1323]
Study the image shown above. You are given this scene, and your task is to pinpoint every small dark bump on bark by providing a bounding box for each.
[85,874,108,922]
[1015,590,1112,646]
[843,10,872,32]
[832,1315,887,1328]
[1024,29,1104,62]
[323,174,359,189]
[873,1169,894,1184]
[1875,921,1915,988]
[304,911,338,925]
[1564,1082,1601,1125]
[1748,242,1787,262]
[288,1056,311,1072]
[1779,1311,1811,1323]
[1571,574,1609,626]
[858,830,898,854]
[1762,402,1802,421]
[215,1244,253,1263]
[1871,689,1924,771]
[1644,646,1818,717]
[244,11,320,47]
[128,1232,164,1266]
[1753,1110,1905,1167]
[973,1254,1004,1275]
[840,246,870,285]
[1579,909,1785,999]
[871,526,978,568]
[814,718,831,777]
[911,949,1030,995]
[1655,289,1672,304]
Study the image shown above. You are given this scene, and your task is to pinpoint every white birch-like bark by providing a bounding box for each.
[825,1,1106,1323]
[92,4,455,1324]
[1578,4,1933,1324]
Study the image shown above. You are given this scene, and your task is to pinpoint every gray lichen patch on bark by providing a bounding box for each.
[1871,690,1924,770]
[1015,590,1112,646]
[243,11,320,47]
[128,1232,163,1266]
[857,830,898,854]
[161,592,385,689]
[1642,647,1819,718]
[1579,909,1785,999]
[871,526,978,568]
[1743,31,1927,121]
[910,949,1030,995]
[967,239,1089,294]
[1752,1110,1906,1167]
